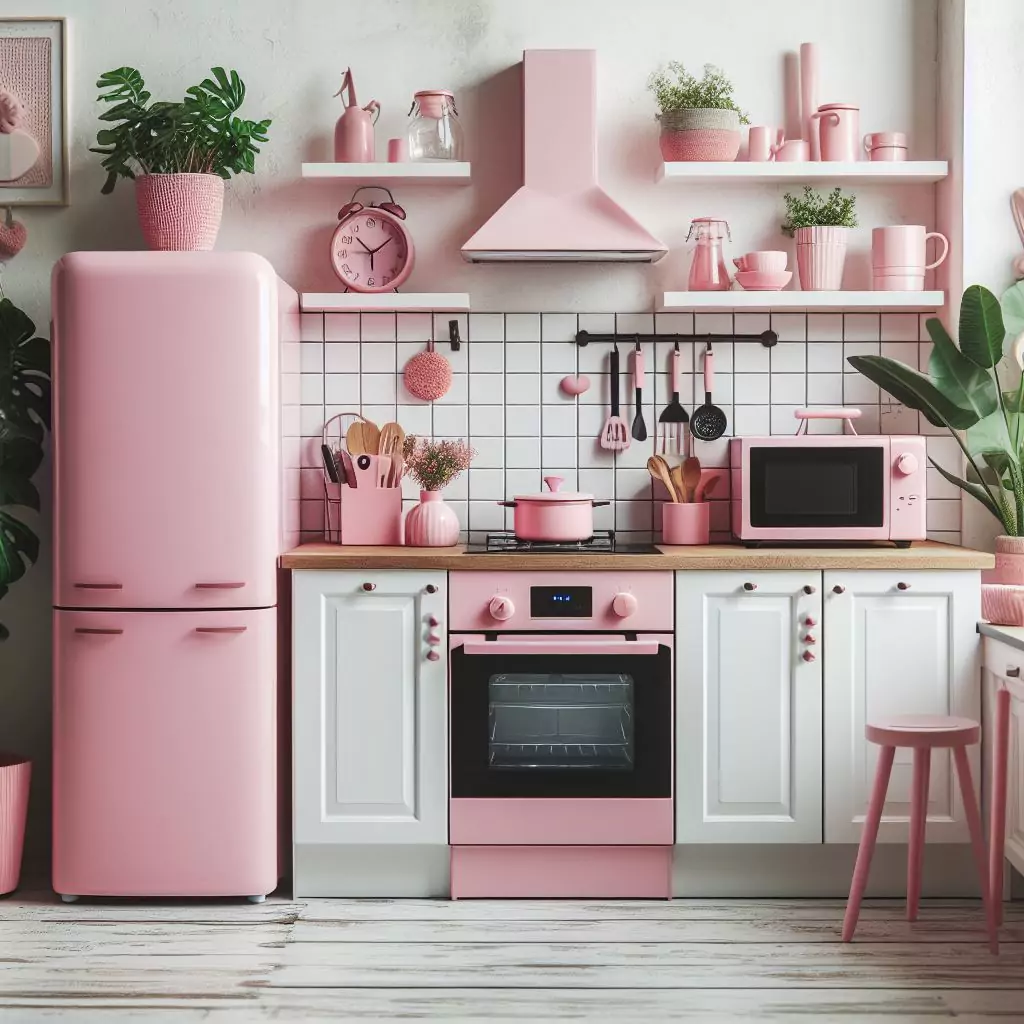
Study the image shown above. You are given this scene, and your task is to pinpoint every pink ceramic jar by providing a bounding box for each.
[405,490,460,547]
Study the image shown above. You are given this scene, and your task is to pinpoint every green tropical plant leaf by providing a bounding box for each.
[846,354,980,429]
[930,456,1006,526]
[1002,282,1024,340]
[0,509,40,588]
[958,285,1005,368]
[926,317,998,419]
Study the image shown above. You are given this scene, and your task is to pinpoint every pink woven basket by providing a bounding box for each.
[982,584,1024,626]
[659,129,740,162]
[136,173,225,251]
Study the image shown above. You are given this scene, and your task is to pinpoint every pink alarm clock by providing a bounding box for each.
[330,186,415,293]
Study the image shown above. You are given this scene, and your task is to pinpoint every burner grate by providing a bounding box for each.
[482,531,616,553]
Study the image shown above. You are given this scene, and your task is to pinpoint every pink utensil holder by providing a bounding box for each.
[661,502,710,545]
[339,485,402,545]
[813,104,860,161]
[0,755,31,894]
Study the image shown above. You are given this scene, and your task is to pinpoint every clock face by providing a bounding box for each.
[330,210,414,292]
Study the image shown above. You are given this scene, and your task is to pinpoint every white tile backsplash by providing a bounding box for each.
[298,312,961,544]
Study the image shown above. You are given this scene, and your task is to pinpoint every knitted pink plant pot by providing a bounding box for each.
[0,755,30,895]
[136,173,225,251]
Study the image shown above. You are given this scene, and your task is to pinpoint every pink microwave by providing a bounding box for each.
[729,409,927,547]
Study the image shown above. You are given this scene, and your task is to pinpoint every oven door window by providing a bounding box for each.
[750,446,884,527]
[451,646,671,798]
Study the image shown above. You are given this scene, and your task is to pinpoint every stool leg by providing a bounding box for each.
[952,745,998,955]
[843,745,895,942]
[990,688,1011,929]
[907,747,931,922]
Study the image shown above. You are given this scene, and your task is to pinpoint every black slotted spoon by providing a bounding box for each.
[690,341,727,442]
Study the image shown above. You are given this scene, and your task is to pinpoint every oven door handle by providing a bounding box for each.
[460,640,660,656]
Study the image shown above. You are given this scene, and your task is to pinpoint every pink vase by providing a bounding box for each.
[135,173,225,251]
[795,225,848,290]
[0,755,31,895]
[404,490,460,547]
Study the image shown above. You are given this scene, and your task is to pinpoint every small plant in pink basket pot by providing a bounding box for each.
[402,437,475,547]
[91,66,271,251]
[782,186,858,291]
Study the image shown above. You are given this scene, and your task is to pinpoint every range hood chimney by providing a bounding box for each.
[462,50,667,263]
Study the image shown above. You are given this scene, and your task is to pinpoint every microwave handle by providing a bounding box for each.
[460,640,660,657]
[794,407,861,436]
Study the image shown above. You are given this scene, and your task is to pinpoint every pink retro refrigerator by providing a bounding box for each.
[51,251,298,902]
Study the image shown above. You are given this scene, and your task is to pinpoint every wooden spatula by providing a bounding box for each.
[346,419,380,456]
[378,422,405,458]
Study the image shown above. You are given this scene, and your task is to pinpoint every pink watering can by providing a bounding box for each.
[333,68,380,162]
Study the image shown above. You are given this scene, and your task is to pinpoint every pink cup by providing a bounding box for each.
[869,146,907,161]
[813,103,860,161]
[387,138,408,163]
[872,225,948,270]
[661,502,710,545]
[747,126,778,162]
[773,138,809,162]
[736,250,787,273]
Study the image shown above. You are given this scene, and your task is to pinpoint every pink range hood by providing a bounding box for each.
[462,50,667,263]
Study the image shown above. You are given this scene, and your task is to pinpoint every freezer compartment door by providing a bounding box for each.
[52,607,277,897]
[52,251,280,609]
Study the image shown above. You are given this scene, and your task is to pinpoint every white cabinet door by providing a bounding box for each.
[824,570,980,844]
[293,570,447,846]
[676,571,823,843]
[1007,689,1024,873]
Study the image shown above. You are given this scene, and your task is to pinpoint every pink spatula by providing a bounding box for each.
[600,343,631,451]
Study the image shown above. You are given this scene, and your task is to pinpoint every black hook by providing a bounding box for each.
[448,319,461,351]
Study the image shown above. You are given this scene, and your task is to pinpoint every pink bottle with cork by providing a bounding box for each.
[333,68,379,163]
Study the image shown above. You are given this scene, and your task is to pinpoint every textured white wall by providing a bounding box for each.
[0,0,938,857]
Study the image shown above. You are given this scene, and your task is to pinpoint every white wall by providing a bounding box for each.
[0,0,939,857]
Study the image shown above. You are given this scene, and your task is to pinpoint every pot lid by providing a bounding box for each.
[513,475,594,502]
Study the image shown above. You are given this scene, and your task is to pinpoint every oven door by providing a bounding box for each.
[449,635,672,800]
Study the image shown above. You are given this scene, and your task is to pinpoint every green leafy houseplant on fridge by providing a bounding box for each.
[0,298,50,641]
[848,284,1024,535]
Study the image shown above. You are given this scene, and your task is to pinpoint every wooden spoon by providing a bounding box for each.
[378,421,405,458]
[670,464,686,504]
[346,419,380,456]
[681,456,702,504]
[647,455,678,502]
[696,473,721,502]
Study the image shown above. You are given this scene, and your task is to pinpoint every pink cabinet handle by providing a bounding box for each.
[743,582,758,591]
[427,633,441,645]
[425,584,438,594]
[74,627,124,635]
[804,634,817,645]
[428,615,439,627]
[362,582,376,591]
[1007,666,1021,678]
[195,626,248,634]
[195,582,246,590]
[833,585,845,594]
[426,650,441,662]
[804,616,817,627]
[74,582,123,590]
[803,585,817,594]
[802,651,817,662]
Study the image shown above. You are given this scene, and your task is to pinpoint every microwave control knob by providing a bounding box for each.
[612,592,638,618]
[488,596,515,621]
[895,453,919,476]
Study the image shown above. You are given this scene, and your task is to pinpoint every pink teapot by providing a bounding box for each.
[333,68,380,162]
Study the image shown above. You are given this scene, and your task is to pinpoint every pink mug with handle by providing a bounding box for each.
[872,225,949,271]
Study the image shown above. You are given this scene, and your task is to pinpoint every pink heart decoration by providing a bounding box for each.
[560,374,591,396]
[0,217,27,260]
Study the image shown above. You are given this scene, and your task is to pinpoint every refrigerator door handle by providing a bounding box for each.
[74,627,124,635]
[194,582,246,590]
[195,626,248,634]
[73,582,123,590]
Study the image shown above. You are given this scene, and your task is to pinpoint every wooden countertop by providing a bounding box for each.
[280,540,994,571]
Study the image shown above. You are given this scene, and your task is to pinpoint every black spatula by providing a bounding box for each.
[631,339,648,442]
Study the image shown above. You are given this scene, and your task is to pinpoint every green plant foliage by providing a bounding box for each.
[90,66,271,194]
[0,298,51,640]
[647,62,749,123]
[849,285,1024,535]
[780,186,858,236]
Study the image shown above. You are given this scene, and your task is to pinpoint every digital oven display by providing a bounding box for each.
[530,586,593,618]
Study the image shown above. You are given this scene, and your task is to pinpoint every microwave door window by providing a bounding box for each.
[751,448,885,527]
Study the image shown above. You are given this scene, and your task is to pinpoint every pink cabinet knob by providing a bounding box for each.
[804,634,817,645]
[612,592,638,618]
[803,584,817,594]
[428,615,439,627]
[802,650,817,662]
[804,616,817,627]
[832,585,845,594]
[362,582,376,591]
[743,582,758,592]
[427,633,441,645]
[897,581,911,591]
[426,650,440,662]
[425,584,438,594]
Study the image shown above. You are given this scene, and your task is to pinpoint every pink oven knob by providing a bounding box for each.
[488,595,515,621]
[612,592,638,618]
[895,452,919,476]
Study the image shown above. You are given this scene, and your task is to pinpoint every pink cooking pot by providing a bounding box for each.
[498,476,611,542]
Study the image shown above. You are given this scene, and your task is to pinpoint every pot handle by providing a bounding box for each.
[496,501,518,507]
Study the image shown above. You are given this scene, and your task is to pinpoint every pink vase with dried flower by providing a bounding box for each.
[405,490,461,547]
[401,437,474,546]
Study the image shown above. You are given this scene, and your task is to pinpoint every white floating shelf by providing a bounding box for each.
[301,162,471,184]
[301,292,470,312]
[657,161,948,184]
[660,291,945,312]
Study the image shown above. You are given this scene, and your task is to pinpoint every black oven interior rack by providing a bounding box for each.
[575,329,778,348]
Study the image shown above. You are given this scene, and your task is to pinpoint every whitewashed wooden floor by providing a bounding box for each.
[1,890,1023,1022]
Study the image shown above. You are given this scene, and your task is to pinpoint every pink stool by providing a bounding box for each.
[842,715,998,954]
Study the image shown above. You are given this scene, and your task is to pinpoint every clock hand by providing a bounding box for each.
[356,237,373,254]
[369,236,394,255]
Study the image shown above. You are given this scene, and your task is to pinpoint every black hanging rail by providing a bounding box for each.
[575,329,778,348]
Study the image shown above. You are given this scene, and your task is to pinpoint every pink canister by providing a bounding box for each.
[812,103,860,162]
[864,132,908,161]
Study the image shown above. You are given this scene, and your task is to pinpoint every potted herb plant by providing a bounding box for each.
[0,297,50,894]
[647,62,748,162]
[91,66,271,251]
[849,284,1024,623]
[781,186,858,291]
[402,437,475,547]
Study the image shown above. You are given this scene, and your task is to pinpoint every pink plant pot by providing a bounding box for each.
[0,755,31,895]
[983,535,1024,585]
[135,173,225,252]
[661,502,710,545]
[660,129,740,162]
[795,226,848,291]
[982,584,1024,626]
[404,490,461,547]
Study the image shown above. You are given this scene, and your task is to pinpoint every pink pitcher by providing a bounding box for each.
[333,68,380,162]
[812,103,860,162]
[687,218,732,291]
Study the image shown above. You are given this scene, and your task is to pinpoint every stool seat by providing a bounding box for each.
[866,715,980,748]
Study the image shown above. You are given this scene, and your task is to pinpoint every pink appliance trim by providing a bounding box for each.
[450,798,674,845]
[461,639,660,656]
[450,845,673,899]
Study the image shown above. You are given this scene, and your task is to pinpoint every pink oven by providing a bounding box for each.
[448,571,674,899]
[730,408,927,547]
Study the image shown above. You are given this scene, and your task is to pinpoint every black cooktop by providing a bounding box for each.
[465,530,661,555]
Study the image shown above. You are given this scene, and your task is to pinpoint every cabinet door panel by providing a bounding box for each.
[1006,690,1024,872]
[293,570,447,846]
[824,570,980,844]
[677,571,822,843]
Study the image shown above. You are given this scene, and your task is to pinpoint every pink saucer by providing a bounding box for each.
[736,270,792,291]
